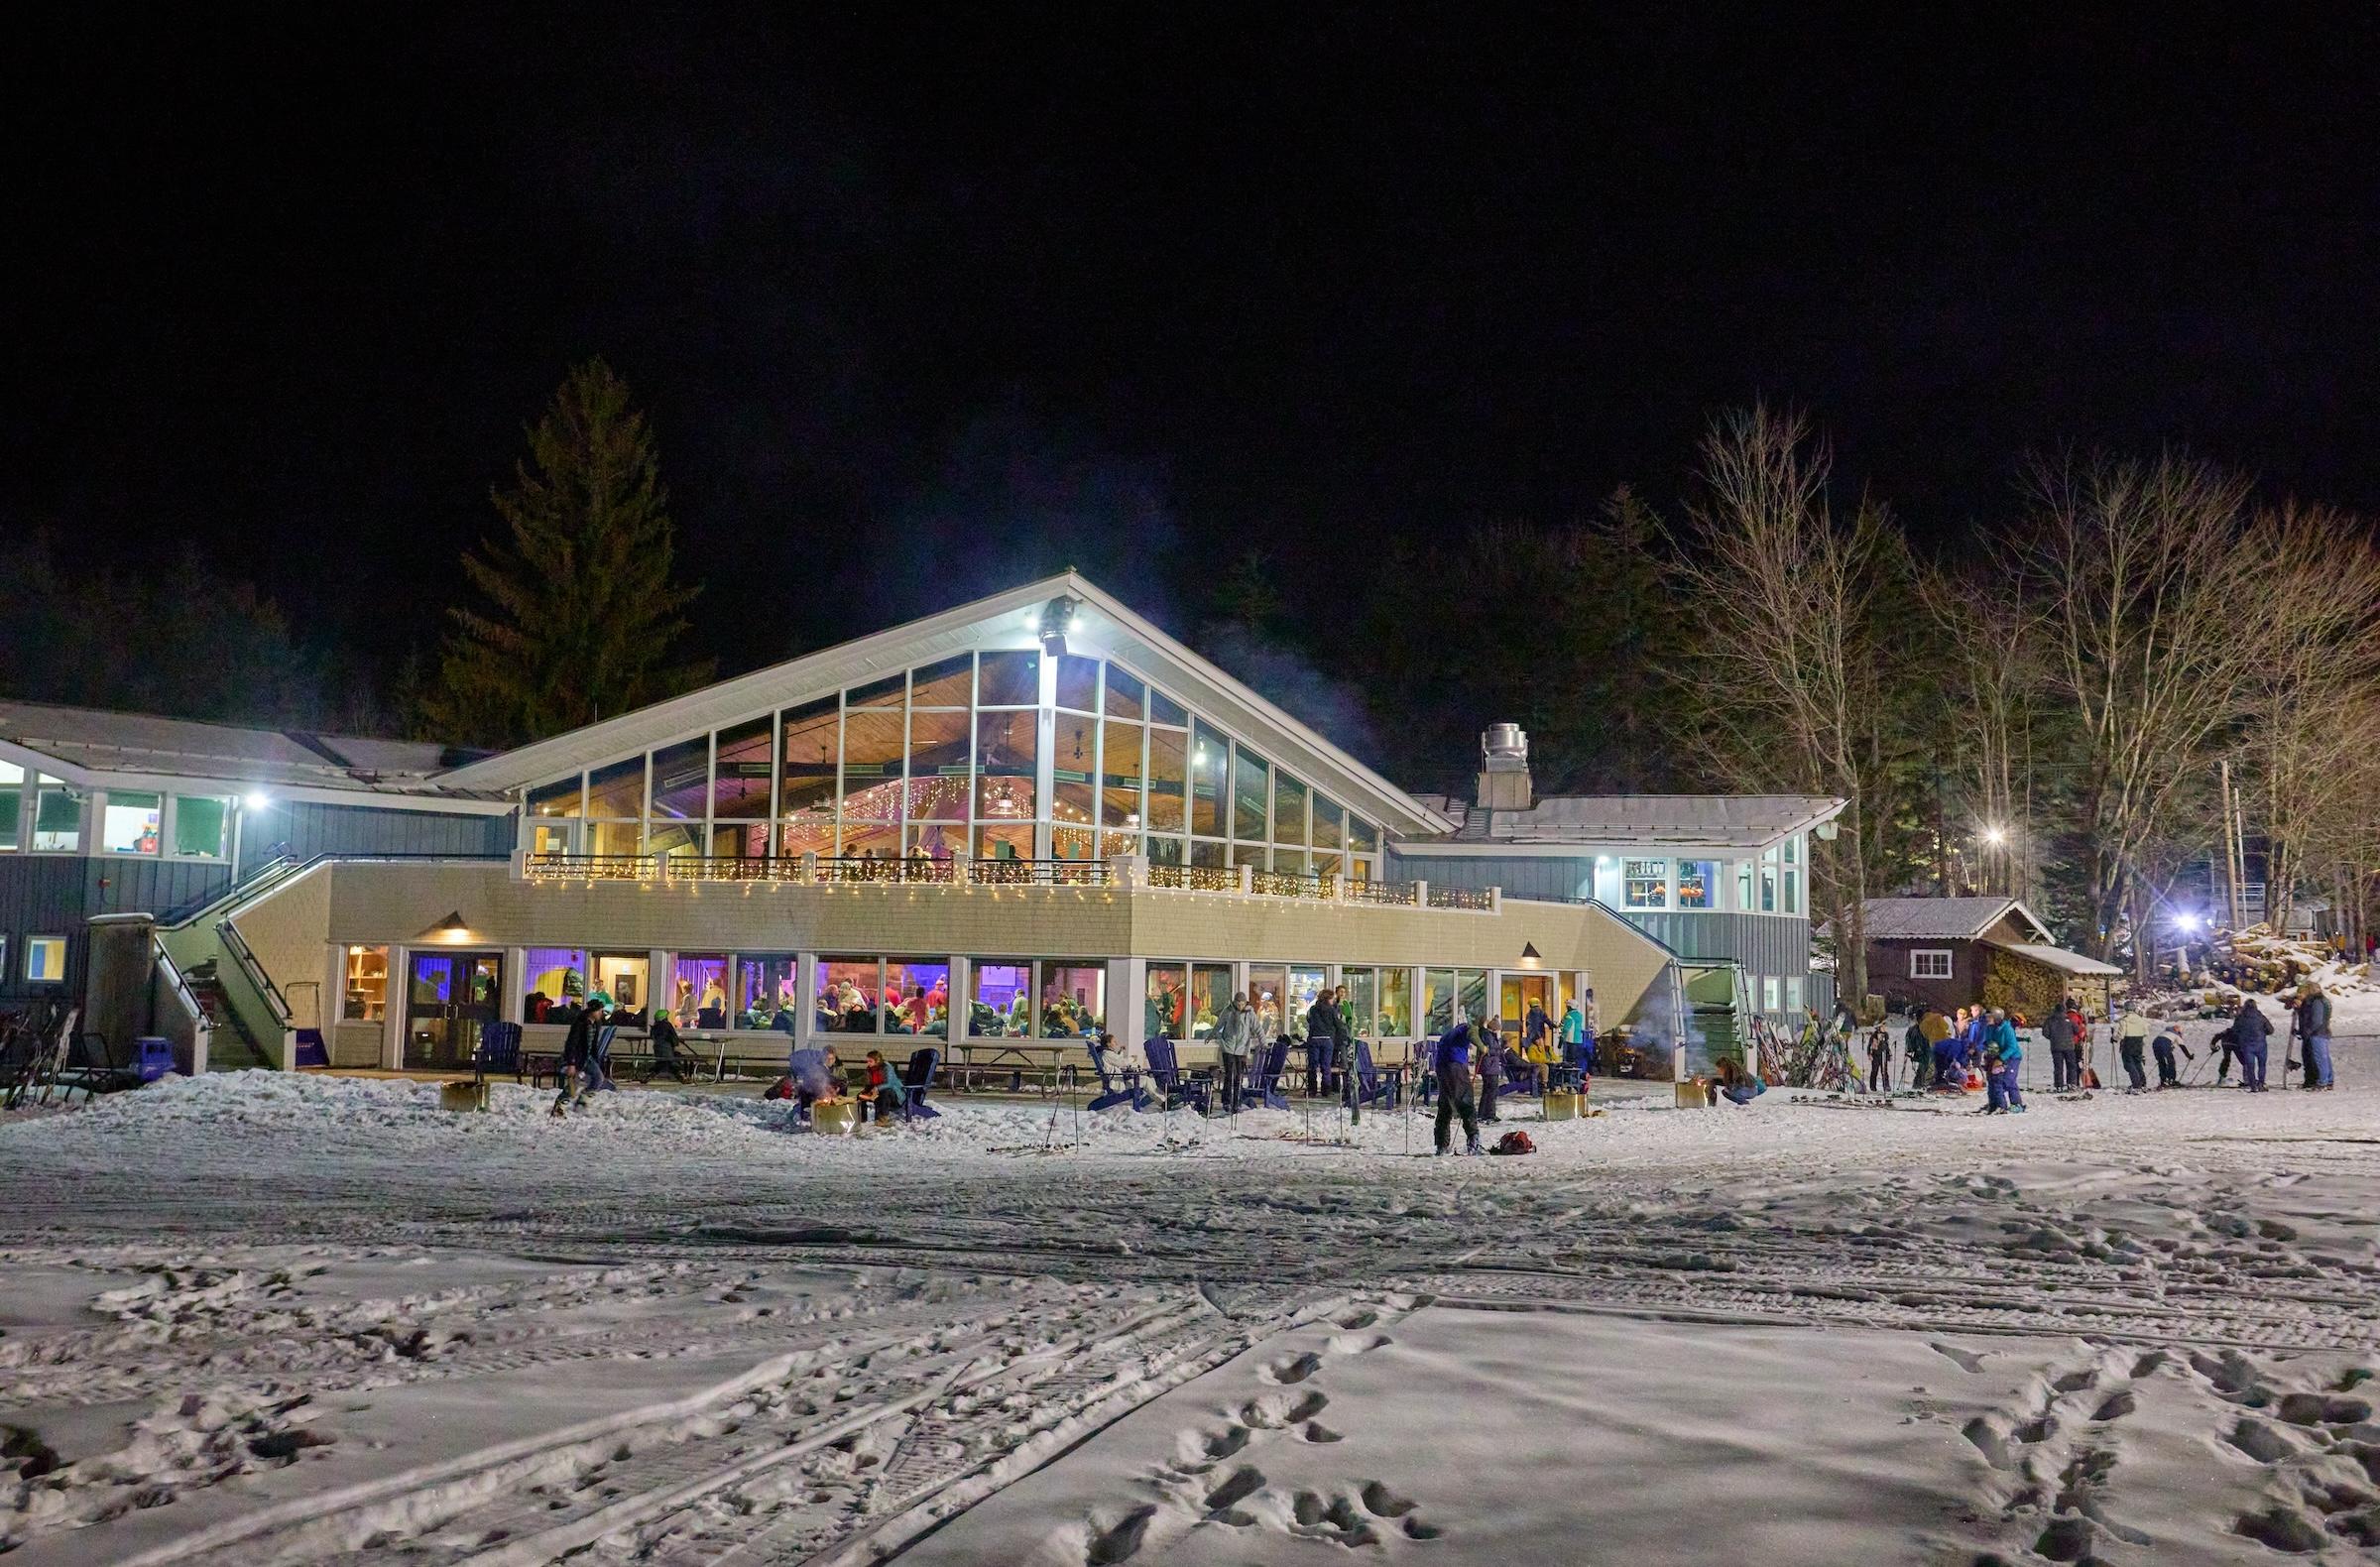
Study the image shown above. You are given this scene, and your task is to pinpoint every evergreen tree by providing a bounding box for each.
[421,359,712,747]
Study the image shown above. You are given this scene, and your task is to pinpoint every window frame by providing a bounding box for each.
[24,934,68,985]
[1909,948,1954,981]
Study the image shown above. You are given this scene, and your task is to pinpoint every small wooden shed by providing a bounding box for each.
[1860,897,2121,1021]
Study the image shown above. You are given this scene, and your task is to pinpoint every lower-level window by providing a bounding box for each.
[967,960,1030,1036]
[25,935,66,984]
[1784,977,1805,1015]
[344,944,389,1021]
[823,956,889,1032]
[1910,949,1953,980]
[1039,961,1106,1037]
[1145,962,1187,1038]
[1762,975,1781,1012]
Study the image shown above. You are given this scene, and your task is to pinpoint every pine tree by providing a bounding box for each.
[421,359,712,747]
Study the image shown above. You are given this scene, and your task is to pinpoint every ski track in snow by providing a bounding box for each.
[3,1071,2378,1563]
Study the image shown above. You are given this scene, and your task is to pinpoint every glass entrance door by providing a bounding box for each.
[1500,972,1555,1045]
[406,951,504,1069]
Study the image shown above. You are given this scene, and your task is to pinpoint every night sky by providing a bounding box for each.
[11,6,2380,683]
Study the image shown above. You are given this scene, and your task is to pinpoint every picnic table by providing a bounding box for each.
[948,1038,1085,1094]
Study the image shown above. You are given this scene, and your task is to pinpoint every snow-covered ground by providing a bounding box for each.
[4,1064,2378,1564]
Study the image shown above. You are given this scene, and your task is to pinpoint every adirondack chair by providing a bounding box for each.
[292,1028,330,1068]
[472,1022,525,1084]
[587,1025,621,1092]
[892,1047,941,1120]
[0,1011,58,1110]
[1084,1036,1152,1112]
[1244,1036,1292,1111]
[1351,1039,1399,1109]
[1498,1045,1541,1097]
[1142,1034,1211,1115]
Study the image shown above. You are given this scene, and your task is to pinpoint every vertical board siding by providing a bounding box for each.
[0,803,511,1006]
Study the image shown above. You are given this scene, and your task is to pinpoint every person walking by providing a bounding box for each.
[550,993,611,1116]
[1432,1016,1484,1156]
[2292,983,2334,1091]
[1476,1017,1506,1123]
[2043,998,2079,1092]
[2231,997,2273,1092]
[1213,991,1257,1113]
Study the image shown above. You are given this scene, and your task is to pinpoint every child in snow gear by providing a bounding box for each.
[1978,1009,2026,1113]
[1432,1019,1484,1155]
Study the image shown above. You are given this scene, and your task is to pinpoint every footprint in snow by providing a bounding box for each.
[1258,1352,1322,1386]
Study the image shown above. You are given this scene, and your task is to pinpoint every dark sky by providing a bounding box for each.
[11,5,2380,682]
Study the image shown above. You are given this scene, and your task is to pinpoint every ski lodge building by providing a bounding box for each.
[0,574,1840,1074]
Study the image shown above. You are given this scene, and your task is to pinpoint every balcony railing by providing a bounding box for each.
[520,851,1492,910]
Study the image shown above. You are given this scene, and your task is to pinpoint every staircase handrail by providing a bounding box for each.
[159,844,301,930]
[217,918,295,1028]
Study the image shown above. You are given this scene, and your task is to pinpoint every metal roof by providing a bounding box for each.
[0,698,504,803]
[1983,939,2124,978]
[1397,793,1846,852]
[1859,896,2053,942]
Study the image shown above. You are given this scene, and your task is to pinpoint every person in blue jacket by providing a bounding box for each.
[2229,997,2273,1092]
[1432,1016,1485,1156]
[1977,1007,2026,1114]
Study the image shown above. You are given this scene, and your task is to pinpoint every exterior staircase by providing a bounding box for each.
[180,959,272,1070]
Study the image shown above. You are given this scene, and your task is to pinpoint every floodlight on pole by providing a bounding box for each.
[1982,824,2006,845]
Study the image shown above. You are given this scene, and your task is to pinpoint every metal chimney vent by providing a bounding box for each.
[1477,723,1532,810]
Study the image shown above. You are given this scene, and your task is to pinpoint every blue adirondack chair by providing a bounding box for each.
[472,1021,524,1083]
[1085,1037,1152,1112]
[1142,1035,1210,1115]
[1245,1036,1292,1110]
[1498,1045,1541,1097]
[786,1046,830,1123]
[588,1025,621,1092]
[893,1047,941,1120]
[1352,1038,1398,1109]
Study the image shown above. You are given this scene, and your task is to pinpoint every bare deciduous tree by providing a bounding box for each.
[1668,405,1909,1008]
[1997,453,2272,974]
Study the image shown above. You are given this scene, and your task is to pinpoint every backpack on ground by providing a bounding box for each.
[1489,1130,1536,1156]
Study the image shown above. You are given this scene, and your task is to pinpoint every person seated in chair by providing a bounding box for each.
[1709,1055,1765,1106]
[854,1048,899,1121]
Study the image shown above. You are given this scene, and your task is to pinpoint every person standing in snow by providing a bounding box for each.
[1305,985,1346,1098]
[2229,996,2273,1091]
[1476,1017,1506,1123]
[1902,1013,1930,1091]
[1866,1024,1894,1094]
[1213,991,1257,1113]
[2290,983,2334,1091]
[1559,996,1590,1082]
[1977,1008,2026,1114]
[2115,1004,2151,1092]
[1915,1008,1950,1090]
[2153,1022,2191,1088]
[550,993,611,1116]
[1432,1015,1484,1156]
[2043,998,2079,1092]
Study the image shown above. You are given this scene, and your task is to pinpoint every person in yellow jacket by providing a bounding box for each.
[1914,1008,1953,1090]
